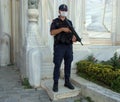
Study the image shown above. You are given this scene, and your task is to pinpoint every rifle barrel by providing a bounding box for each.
[65,19,83,45]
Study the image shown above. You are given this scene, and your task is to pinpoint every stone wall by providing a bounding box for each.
[0,0,2,65]
[0,1,1,36]
[0,0,11,36]
[115,0,120,45]
[0,0,11,66]
[16,0,28,77]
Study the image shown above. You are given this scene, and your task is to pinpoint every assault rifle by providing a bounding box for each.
[65,19,83,45]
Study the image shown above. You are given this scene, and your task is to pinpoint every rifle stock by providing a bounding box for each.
[65,19,83,45]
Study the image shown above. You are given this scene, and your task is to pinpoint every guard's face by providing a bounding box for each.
[59,11,68,17]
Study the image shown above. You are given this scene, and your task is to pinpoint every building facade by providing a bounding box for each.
[0,0,120,87]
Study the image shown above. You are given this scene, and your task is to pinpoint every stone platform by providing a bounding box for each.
[41,79,81,101]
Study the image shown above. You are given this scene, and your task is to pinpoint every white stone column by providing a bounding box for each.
[26,0,42,88]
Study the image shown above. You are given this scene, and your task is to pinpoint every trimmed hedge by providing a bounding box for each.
[76,60,120,93]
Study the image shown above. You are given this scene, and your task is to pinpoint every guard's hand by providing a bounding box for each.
[72,35,77,42]
[62,27,71,33]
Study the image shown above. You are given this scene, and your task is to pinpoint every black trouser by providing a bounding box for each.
[53,44,73,83]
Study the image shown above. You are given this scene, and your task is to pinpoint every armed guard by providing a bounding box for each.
[50,4,76,92]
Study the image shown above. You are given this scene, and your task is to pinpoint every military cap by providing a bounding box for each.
[59,4,68,11]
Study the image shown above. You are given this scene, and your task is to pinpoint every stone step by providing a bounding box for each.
[71,74,120,102]
[41,79,81,101]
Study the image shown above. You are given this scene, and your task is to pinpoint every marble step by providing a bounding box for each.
[41,79,81,101]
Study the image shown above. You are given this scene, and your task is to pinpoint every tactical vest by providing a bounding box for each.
[53,18,73,45]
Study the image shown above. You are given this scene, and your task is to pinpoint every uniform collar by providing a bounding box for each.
[58,16,67,21]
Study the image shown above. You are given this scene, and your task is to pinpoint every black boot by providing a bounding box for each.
[53,82,58,92]
[64,81,75,90]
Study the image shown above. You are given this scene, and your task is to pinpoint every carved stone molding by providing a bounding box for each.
[28,9,39,22]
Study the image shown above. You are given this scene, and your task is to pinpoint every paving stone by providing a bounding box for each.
[0,66,88,102]
[4,95,20,102]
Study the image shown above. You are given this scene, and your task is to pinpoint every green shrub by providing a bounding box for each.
[101,52,120,70]
[111,76,120,92]
[86,55,98,63]
[76,60,92,75]
[76,60,120,93]
[22,78,32,89]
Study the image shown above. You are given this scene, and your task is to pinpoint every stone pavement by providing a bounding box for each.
[0,66,87,102]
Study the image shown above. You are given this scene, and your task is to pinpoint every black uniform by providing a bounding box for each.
[50,17,73,84]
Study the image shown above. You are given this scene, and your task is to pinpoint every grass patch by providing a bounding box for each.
[21,78,32,89]
[74,97,94,102]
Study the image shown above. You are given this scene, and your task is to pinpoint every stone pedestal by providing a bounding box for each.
[41,79,80,101]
